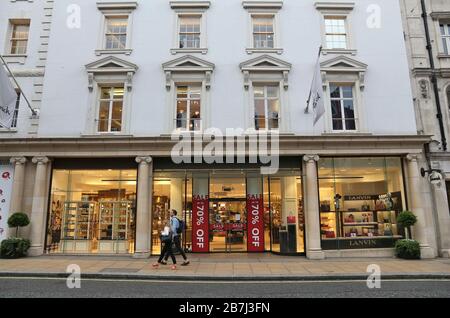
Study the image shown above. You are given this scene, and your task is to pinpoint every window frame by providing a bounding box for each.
[3,19,30,64]
[177,15,202,50]
[175,84,202,132]
[315,2,356,56]
[170,1,210,55]
[253,84,280,131]
[244,3,283,55]
[95,2,137,56]
[324,16,348,50]
[440,21,450,56]
[329,83,357,132]
[97,86,125,133]
[104,15,129,50]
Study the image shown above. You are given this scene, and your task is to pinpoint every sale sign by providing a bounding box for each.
[0,164,14,242]
[246,194,264,252]
[192,194,209,252]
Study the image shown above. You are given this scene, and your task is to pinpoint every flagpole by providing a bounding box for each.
[0,54,37,116]
[304,46,323,114]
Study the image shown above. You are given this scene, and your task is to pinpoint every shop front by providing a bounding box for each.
[43,155,411,257]
[151,165,305,256]
[318,157,407,253]
[45,159,137,254]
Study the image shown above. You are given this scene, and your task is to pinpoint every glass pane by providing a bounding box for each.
[343,100,354,119]
[113,87,124,99]
[98,101,110,132]
[331,100,342,119]
[176,100,188,129]
[254,99,265,118]
[111,101,123,132]
[267,86,279,98]
[177,86,188,99]
[332,119,343,131]
[253,86,264,98]
[10,40,27,54]
[190,99,201,131]
[342,86,353,98]
[330,85,340,98]
[12,24,29,39]
[101,88,111,99]
[345,119,356,131]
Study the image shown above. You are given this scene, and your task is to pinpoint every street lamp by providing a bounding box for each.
[421,168,444,185]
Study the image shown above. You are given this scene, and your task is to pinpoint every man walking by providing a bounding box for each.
[164,209,190,268]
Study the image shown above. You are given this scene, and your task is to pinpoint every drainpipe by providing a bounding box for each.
[421,0,447,151]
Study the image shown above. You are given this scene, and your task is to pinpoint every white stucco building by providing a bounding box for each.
[0,0,440,259]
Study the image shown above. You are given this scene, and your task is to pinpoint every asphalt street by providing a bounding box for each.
[0,278,449,298]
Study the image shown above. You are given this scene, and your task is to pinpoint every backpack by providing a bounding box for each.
[176,218,184,234]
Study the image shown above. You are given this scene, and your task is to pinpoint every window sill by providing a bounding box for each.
[170,48,208,55]
[0,128,18,133]
[95,49,133,56]
[80,133,134,138]
[437,53,450,59]
[2,54,27,64]
[322,132,372,136]
[246,48,283,55]
[322,49,357,56]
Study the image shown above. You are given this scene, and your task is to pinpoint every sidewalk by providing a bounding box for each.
[1,254,450,281]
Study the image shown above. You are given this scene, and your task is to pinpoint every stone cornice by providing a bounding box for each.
[0,135,431,158]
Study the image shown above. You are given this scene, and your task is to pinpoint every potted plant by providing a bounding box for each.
[395,211,420,260]
[0,212,31,259]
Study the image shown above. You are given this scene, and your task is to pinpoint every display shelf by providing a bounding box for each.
[342,222,378,226]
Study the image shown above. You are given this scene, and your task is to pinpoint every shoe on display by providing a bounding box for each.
[171,265,177,270]
[160,261,167,265]
[152,263,159,268]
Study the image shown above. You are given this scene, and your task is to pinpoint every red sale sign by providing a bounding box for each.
[192,194,209,252]
[246,194,264,252]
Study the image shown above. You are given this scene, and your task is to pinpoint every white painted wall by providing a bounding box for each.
[2,0,418,137]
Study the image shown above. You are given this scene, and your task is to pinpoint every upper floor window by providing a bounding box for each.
[9,20,30,55]
[315,2,356,55]
[98,86,124,133]
[330,84,356,131]
[176,85,201,131]
[440,23,450,55]
[96,2,137,56]
[325,17,347,49]
[243,1,283,54]
[253,16,275,49]
[179,16,201,49]
[105,16,128,50]
[170,1,210,54]
[254,85,280,131]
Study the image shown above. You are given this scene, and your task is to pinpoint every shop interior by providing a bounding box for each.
[318,157,406,249]
[47,169,137,254]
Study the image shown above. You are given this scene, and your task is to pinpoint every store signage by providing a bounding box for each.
[246,194,264,252]
[0,164,14,242]
[210,223,225,231]
[227,223,245,231]
[192,194,209,252]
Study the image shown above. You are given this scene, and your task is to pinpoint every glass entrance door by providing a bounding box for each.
[209,173,247,253]
[209,200,247,252]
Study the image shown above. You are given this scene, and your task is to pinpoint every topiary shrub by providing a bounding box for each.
[7,212,30,237]
[0,238,31,259]
[397,211,417,239]
[395,239,421,260]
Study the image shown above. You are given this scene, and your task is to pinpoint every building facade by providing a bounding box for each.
[0,0,440,259]
[401,0,450,258]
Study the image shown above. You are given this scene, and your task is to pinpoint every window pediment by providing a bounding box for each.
[85,56,138,91]
[162,54,215,72]
[163,55,215,90]
[320,55,367,90]
[240,55,291,89]
[240,54,291,71]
